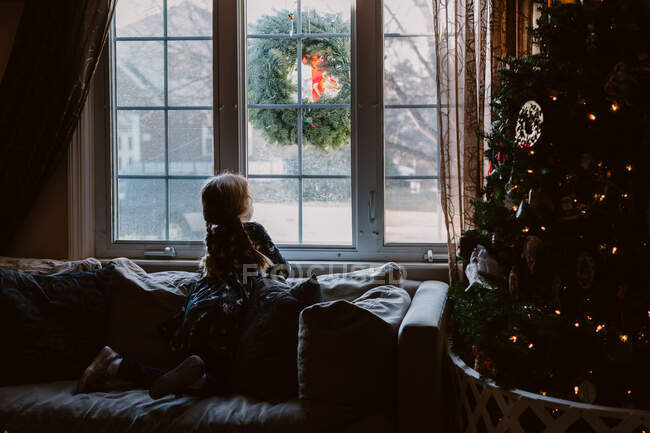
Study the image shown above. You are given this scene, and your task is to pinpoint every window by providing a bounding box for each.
[111,0,213,243]
[245,0,353,246]
[382,0,444,244]
[96,0,446,261]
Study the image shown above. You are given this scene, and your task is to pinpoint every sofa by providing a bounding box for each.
[0,256,449,433]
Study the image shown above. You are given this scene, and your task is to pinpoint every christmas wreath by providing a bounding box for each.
[247,10,351,150]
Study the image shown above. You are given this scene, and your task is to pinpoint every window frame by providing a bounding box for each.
[94,0,448,262]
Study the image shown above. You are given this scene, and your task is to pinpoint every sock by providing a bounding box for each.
[188,373,207,390]
[107,358,123,377]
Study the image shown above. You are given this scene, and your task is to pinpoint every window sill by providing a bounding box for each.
[101,259,449,283]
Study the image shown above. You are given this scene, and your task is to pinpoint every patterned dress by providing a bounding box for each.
[159,222,288,393]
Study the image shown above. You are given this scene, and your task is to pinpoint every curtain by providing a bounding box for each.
[0,0,116,252]
[433,0,495,283]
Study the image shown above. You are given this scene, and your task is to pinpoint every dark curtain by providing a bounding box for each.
[0,0,116,251]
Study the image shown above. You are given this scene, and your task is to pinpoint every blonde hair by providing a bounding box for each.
[200,173,272,277]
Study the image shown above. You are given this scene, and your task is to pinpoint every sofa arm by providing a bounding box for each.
[397,280,449,433]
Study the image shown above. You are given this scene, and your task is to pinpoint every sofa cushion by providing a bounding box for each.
[0,256,102,276]
[0,380,313,433]
[0,266,113,385]
[103,258,198,370]
[297,285,410,428]
[289,262,402,302]
[233,275,322,401]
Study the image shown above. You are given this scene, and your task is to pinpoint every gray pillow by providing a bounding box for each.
[297,285,411,428]
[233,275,322,401]
[290,262,402,302]
[0,256,102,276]
[104,258,193,370]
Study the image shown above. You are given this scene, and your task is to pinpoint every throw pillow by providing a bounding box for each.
[0,266,114,385]
[233,275,322,401]
[0,256,102,276]
[297,285,411,428]
[290,262,402,302]
[103,258,196,370]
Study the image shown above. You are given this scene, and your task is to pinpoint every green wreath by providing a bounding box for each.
[247,9,351,150]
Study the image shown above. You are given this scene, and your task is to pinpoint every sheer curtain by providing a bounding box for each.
[433,0,500,282]
[0,0,116,252]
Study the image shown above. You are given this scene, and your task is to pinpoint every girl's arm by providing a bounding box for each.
[244,222,290,277]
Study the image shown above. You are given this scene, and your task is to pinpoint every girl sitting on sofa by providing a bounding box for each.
[76,173,289,398]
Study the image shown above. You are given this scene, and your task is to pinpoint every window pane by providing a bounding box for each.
[385,179,445,244]
[168,110,213,175]
[116,110,165,175]
[303,143,351,175]
[168,40,213,106]
[247,38,298,105]
[249,179,300,244]
[115,0,163,37]
[247,0,297,34]
[116,41,164,106]
[303,178,352,245]
[167,0,212,37]
[246,0,352,247]
[302,108,351,176]
[384,37,436,105]
[169,179,207,241]
[301,37,350,104]
[112,1,214,243]
[117,179,166,240]
[385,108,438,177]
[301,0,351,34]
[383,0,440,246]
[383,0,434,35]
[248,109,299,175]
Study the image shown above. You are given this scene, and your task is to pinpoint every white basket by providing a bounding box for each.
[448,350,650,433]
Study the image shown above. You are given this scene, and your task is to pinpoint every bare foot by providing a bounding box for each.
[149,355,205,399]
[76,346,120,394]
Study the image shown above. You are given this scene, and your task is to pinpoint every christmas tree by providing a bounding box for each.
[451,0,650,408]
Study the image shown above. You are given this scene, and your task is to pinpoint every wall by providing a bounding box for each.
[1,1,69,259]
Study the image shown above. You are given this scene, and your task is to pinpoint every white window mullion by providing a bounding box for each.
[355,0,383,259]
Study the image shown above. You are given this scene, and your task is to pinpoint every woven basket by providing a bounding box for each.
[449,350,650,433]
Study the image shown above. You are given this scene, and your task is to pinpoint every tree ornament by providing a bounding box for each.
[560,196,578,220]
[288,12,295,36]
[585,24,597,53]
[465,245,504,290]
[515,199,532,220]
[247,10,351,150]
[508,268,520,299]
[472,345,488,374]
[576,251,596,289]
[604,62,639,106]
[578,379,597,403]
[528,187,554,216]
[515,101,544,149]
[551,273,562,303]
[581,0,602,14]
[522,236,544,274]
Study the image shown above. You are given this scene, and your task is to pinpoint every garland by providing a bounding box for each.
[247,10,351,150]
